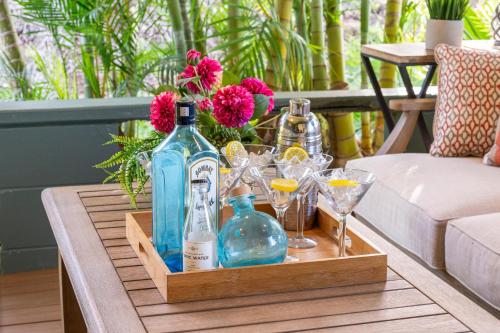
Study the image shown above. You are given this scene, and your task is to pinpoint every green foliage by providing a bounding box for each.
[95,131,164,206]
[426,0,469,20]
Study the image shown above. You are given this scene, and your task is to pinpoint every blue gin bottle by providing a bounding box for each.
[152,99,219,272]
[218,186,287,268]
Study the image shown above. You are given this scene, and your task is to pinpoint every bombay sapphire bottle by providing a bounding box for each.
[218,186,287,268]
[152,99,219,272]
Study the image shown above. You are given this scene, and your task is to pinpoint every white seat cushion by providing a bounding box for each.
[347,153,500,268]
[446,214,500,310]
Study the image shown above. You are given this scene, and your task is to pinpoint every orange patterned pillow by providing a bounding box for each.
[483,118,500,166]
[430,44,500,157]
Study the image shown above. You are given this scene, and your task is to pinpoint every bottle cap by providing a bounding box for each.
[229,184,252,198]
[176,98,196,125]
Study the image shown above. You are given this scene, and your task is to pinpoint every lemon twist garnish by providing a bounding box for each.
[328,179,359,187]
[220,167,231,175]
[225,141,248,161]
[283,146,308,162]
[270,178,299,192]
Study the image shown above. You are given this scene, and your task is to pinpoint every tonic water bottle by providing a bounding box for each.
[152,99,219,272]
[183,179,218,271]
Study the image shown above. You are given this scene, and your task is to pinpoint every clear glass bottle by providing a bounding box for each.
[152,99,219,272]
[183,179,218,271]
[218,186,288,268]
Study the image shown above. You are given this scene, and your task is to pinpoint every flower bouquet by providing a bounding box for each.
[96,50,275,204]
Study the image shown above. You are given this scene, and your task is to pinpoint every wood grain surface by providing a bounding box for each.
[41,184,500,332]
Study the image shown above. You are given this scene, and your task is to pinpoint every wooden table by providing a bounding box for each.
[42,184,500,333]
[361,40,497,154]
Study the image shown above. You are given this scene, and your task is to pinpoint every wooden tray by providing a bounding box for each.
[125,199,387,303]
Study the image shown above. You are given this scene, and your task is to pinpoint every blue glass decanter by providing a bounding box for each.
[218,186,288,268]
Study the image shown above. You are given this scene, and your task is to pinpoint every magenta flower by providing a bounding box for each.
[179,65,199,93]
[240,77,275,114]
[197,57,223,91]
[186,49,201,64]
[150,91,178,133]
[179,57,222,94]
[213,85,255,128]
[196,97,212,112]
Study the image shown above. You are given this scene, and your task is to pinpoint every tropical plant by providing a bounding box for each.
[426,0,469,20]
[96,50,273,203]
[359,0,373,156]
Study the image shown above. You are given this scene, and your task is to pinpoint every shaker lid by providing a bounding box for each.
[289,98,311,116]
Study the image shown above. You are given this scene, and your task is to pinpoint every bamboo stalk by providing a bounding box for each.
[325,0,362,165]
[311,0,329,90]
[360,0,373,155]
[192,0,206,54]
[295,0,307,41]
[0,0,28,95]
[179,0,194,50]
[227,0,242,64]
[264,0,293,90]
[167,0,188,71]
[374,0,402,152]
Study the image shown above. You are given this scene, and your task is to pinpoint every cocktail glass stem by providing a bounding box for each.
[276,208,286,229]
[274,207,298,262]
[338,213,348,257]
[296,194,305,240]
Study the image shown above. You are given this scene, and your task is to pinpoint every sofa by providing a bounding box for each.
[346,43,500,311]
[348,154,500,310]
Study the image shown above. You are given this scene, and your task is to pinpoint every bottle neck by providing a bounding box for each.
[229,194,256,215]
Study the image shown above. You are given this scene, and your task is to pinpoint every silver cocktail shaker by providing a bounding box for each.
[275,98,322,156]
[275,98,322,231]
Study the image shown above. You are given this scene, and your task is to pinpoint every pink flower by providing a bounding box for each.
[197,97,212,112]
[186,49,201,64]
[179,65,199,93]
[213,85,255,128]
[240,77,274,114]
[150,91,178,133]
[197,57,223,92]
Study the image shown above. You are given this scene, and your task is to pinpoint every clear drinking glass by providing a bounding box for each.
[312,168,375,257]
[221,144,276,190]
[219,155,248,208]
[287,154,334,249]
[249,163,313,261]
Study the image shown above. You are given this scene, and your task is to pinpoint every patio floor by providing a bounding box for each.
[0,269,62,333]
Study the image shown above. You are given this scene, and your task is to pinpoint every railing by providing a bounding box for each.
[0,88,435,273]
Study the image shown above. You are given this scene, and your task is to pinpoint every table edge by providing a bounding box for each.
[42,186,147,333]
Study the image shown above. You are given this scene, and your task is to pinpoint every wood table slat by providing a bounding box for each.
[192,304,447,333]
[81,194,151,207]
[113,258,142,268]
[97,227,126,240]
[304,314,468,333]
[123,280,157,291]
[135,280,413,315]
[103,238,131,247]
[141,289,432,333]
[86,202,152,213]
[106,245,137,260]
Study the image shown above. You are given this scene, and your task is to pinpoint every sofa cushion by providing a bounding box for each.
[445,213,500,310]
[483,117,500,166]
[347,153,500,268]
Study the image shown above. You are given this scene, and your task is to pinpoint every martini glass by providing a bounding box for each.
[250,163,313,262]
[221,144,276,190]
[219,155,248,208]
[280,154,334,249]
[312,168,375,257]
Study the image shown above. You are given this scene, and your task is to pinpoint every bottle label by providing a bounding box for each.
[180,106,190,117]
[188,157,219,222]
[183,240,215,271]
